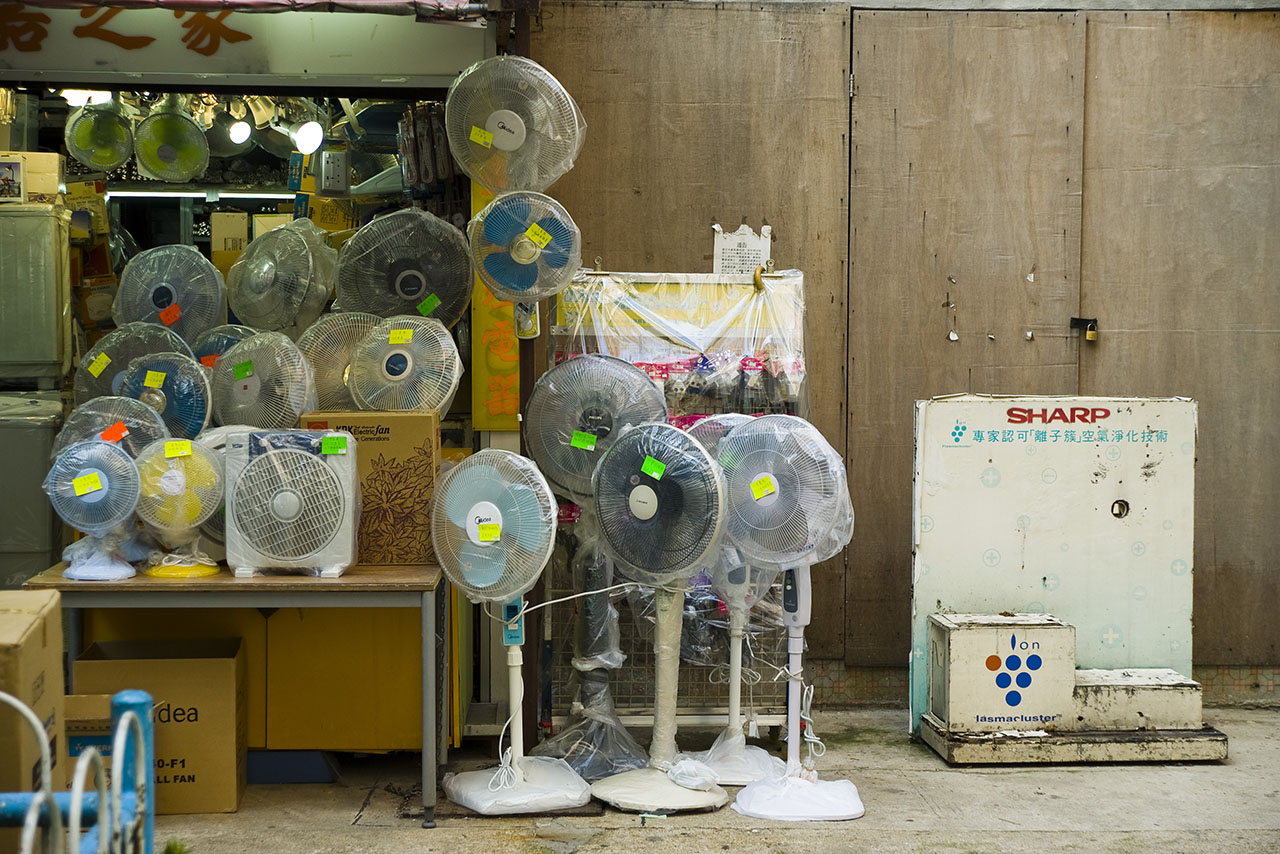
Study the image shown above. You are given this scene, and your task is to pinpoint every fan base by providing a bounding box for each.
[731,773,865,822]
[443,756,591,816]
[589,767,728,813]
[684,731,785,786]
[145,560,221,579]
[63,557,136,582]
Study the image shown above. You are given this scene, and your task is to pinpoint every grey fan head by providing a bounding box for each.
[43,439,140,537]
[347,316,463,413]
[228,219,336,338]
[52,396,171,461]
[296,311,382,411]
[212,332,318,429]
[114,245,225,344]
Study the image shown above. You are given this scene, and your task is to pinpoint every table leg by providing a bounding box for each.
[422,589,437,828]
[65,607,81,692]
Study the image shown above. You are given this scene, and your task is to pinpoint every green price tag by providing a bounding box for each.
[570,430,597,451]
[416,294,441,317]
[233,360,254,381]
[321,436,348,455]
[641,456,666,480]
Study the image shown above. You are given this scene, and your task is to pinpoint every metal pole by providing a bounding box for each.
[422,589,437,828]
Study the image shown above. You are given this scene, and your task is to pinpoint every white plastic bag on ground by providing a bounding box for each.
[666,757,720,791]
[442,756,591,816]
[731,773,865,821]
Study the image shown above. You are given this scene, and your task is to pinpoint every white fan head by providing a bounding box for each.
[43,440,140,536]
[523,355,668,499]
[296,311,382,411]
[133,94,209,183]
[114,245,225,344]
[53,396,171,461]
[469,191,582,303]
[193,324,257,370]
[592,422,725,587]
[446,55,586,193]
[228,219,336,337]
[431,449,557,604]
[119,352,212,440]
[686,413,754,454]
[716,415,847,568]
[348,316,462,412]
[65,98,132,172]
[335,209,472,326]
[212,332,317,429]
[75,322,194,406]
[134,438,222,535]
[195,425,236,546]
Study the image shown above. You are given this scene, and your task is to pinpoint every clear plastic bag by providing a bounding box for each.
[624,582,782,667]
[61,533,135,581]
[571,534,624,671]
[681,728,785,786]
[530,669,648,782]
[441,756,591,816]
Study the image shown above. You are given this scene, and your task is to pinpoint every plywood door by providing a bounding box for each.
[849,11,1085,665]
[532,2,852,655]
[1078,12,1280,664]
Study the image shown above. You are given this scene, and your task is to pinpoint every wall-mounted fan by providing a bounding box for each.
[719,415,863,822]
[114,245,225,345]
[65,97,133,172]
[134,437,223,577]
[44,439,140,580]
[347,316,462,412]
[224,429,358,577]
[228,219,336,339]
[588,423,728,812]
[193,324,257,370]
[469,191,581,339]
[446,55,586,193]
[433,450,591,814]
[119,352,212,440]
[211,332,317,429]
[74,322,193,406]
[335,209,472,326]
[296,311,381,411]
[133,94,209,183]
[52,396,170,462]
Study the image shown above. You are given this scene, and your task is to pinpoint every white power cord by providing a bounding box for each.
[800,682,826,764]
[487,705,520,792]
[483,581,648,628]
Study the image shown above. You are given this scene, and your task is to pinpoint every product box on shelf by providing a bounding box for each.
[0,151,64,203]
[0,590,66,792]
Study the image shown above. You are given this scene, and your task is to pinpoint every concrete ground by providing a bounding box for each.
[160,707,1280,853]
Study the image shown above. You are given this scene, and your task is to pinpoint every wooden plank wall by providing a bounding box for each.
[1078,12,1280,664]
[531,2,852,656]
[848,11,1085,664]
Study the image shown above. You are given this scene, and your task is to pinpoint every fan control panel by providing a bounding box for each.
[502,599,524,645]
[781,567,813,628]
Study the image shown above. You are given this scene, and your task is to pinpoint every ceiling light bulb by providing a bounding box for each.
[229,120,251,144]
[293,120,323,155]
[62,89,112,107]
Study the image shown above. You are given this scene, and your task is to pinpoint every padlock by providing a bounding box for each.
[1085,322,1099,342]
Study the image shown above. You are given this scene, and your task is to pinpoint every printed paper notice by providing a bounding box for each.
[712,223,773,275]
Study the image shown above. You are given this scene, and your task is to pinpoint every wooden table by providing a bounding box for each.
[26,563,446,827]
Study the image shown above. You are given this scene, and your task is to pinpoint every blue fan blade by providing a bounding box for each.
[536,216,573,269]
[483,196,532,245]
[458,541,505,589]
[443,464,504,528]
[504,484,551,552]
[484,253,539,293]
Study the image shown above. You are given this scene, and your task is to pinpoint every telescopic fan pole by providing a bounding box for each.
[650,587,685,766]
[782,565,814,775]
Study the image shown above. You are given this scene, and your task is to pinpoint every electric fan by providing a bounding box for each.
[64,97,133,172]
[133,94,209,183]
[223,429,358,577]
[114,245,225,345]
[684,413,786,785]
[119,352,212,440]
[133,437,223,577]
[347,316,462,412]
[74,322,193,406]
[193,324,257,370]
[296,311,381,410]
[433,450,591,814]
[589,423,729,813]
[469,191,581,339]
[193,425,236,563]
[211,332,318,429]
[445,55,586,193]
[718,415,863,822]
[228,219,336,339]
[43,440,141,581]
[52,396,170,462]
[335,209,472,326]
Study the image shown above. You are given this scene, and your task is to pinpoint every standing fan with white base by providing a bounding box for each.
[296,312,381,410]
[44,440,141,581]
[433,450,591,815]
[133,438,223,578]
[75,322,193,406]
[114,245,225,345]
[718,415,862,822]
[347,316,462,412]
[211,332,318,429]
[228,219,336,339]
[589,423,729,813]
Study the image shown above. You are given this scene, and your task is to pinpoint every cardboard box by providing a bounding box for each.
[0,151,64,203]
[64,180,109,236]
[74,639,247,814]
[65,693,113,769]
[211,211,248,253]
[252,213,291,239]
[0,590,66,792]
[300,410,441,566]
[74,281,118,330]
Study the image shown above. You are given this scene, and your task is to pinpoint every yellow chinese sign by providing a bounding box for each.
[470,182,519,431]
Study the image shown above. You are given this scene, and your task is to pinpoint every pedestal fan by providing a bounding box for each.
[588,422,729,812]
[432,449,591,815]
[717,415,862,821]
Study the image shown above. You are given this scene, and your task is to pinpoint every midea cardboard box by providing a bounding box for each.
[300,410,441,567]
[0,590,65,792]
[74,639,247,814]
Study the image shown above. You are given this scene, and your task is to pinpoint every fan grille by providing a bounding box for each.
[44,440,140,536]
[232,448,343,560]
[75,323,193,406]
[469,191,582,303]
[524,355,668,499]
[54,396,171,461]
[115,246,224,344]
[296,312,382,410]
[134,108,209,183]
[212,332,317,429]
[65,105,132,172]
[347,316,462,412]
[593,423,724,586]
[135,440,222,532]
[687,413,753,453]
[228,222,333,334]
[193,325,257,369]
[120,352,211,440]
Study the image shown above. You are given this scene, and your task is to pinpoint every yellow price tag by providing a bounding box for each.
[87,352,111,378]
[144,370,166,389]
[73,472,103,496]
[478,523,501,543]
[469,126,494,148]
[750,474,776,501]
[389,328,414,345]
[164,440,192,458]
[525,223,552,248]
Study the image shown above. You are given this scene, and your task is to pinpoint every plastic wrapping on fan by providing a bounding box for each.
[666,757,721,791]
[211,332,318,429]
[296,311,382,410]
[732,774,865,822]
[570,535,623,671]
[44,440,141,537]
[74,322,194,406]
[552,269,807,424]
[348,316,463,413]
[133,438,223,548]
[113,245,225,344]
[530,669,647,781]
[441,756,591,816]
[52,396,170,461]
[193,324,257,370]
[119,352,212,440]
[624,582,782,667]
[681,728,785,785]
[61,534,135,581]
[228,219,336,339]
[468,191,582,303]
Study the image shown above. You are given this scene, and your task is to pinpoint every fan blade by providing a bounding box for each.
[443,464,505,528]
[457,541,506,588]
[483,252,539,293]
[505,483,551,551]
[483,196,532,245]
[536,216,574,269]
